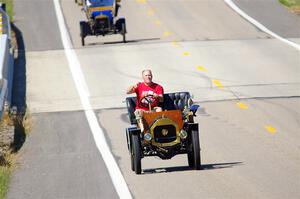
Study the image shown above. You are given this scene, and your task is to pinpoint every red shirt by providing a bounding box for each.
[135,82,164,111]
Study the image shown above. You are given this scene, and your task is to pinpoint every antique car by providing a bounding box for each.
[79,0,126,46]
[75,0,84,5]
[125,92,202,174]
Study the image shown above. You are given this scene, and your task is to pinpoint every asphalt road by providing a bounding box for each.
[232,0,300,38]
[8,0,300,198]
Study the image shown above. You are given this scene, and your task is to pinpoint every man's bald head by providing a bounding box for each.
[142,69,153,85]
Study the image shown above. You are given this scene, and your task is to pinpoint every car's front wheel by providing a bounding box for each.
[188,130,201,170]
[132,134,142,174]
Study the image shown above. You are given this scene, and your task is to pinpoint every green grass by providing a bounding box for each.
[0,166,10,199]
[279,0,300,13]
[0,0,13,20]
[0,1,14,198]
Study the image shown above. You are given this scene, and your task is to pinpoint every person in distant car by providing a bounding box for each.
[127,69,164,130]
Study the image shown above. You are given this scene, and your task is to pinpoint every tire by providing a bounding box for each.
[116,18,126,43]
[121,22,126,43]
[130,152,135,171]
[130,134,135,171]
[132,134,142,174]
[187,152,194,167]
[188,130,201,170]
[80,21,87,46]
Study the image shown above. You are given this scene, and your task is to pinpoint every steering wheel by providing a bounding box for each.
[139,94,155,111]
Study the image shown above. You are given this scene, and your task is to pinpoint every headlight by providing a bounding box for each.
[179,130,188,139]
[144,133,152,141]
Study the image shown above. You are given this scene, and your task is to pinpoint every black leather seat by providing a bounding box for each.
[162,92,190,111]
[126,92,191,125]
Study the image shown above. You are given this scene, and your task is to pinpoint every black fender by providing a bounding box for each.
[186,123,200,146]
[126,126,141,153]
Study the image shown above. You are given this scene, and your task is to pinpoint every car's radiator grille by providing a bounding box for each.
[95,18,109,29]
[153,125,177,143]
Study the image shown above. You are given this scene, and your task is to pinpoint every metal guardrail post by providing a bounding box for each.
[0,11,3,35]
[0,5,14,119]
[0,3,6,12]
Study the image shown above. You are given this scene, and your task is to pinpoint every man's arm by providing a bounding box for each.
[153,93,163,102]
[154,85,164,102]
[126,84,138,94]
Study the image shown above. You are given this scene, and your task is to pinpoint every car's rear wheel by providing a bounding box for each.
[188,152,194,167]
[132,134,142,174]
[116,18,126,43]
[122,22,126,43]
[130,135,135,171]
[80,21,90,46]
[80,21,86,46]
[130,152,135,171]
[188,130,201,170]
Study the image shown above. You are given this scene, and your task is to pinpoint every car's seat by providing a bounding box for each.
[163,92,191,111]
[126,96,137,125]
[126,92,191,125]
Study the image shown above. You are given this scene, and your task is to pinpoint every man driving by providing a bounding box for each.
[127,69,164,111]
[127,69,164,130]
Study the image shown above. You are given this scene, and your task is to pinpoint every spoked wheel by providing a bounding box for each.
[132,134,142,174]
[187,130,201,170]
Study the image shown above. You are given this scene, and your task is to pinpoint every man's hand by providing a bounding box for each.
[126,84,138,94]
[153,93,163,102]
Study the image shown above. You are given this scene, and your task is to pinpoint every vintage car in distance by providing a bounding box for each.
[79,0,126,46]
[75,0,84,5]
[125,92,202,174]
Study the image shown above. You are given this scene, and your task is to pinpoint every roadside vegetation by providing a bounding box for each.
[0,114,13,199]
[1,1,15,198]
[0,155,12,199]
[1,0,13,19]
[279,0,300,14]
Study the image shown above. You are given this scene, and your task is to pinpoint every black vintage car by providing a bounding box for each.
[79,0,126,46]
[125,92,202,174]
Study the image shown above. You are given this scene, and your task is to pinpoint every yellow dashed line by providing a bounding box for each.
[155,20,162,26]
[172,40,180,47]
[212,79,224,89]
[163,31,171,37]
[196,65,207,72]
[147,9,154,16]
[136,0,146,3]
[182,51,190,56]
[0,15,2,34]
[264,125,277,134]
[237,102,248,109]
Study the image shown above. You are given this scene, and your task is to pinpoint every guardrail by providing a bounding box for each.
[0,4,14,118]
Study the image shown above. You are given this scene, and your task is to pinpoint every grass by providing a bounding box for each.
[1,0,13,20]
[279,0,300,14]
[0,166,11,199]
[0,152,14,199]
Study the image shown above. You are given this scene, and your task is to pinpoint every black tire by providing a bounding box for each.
[122,22,126,43]
[80,21,88,46]
[130,134,135,171]
[132,134,142,174]
[130,152,135,171]
[188,130,201,170]
[116,18,126,43]
[187,152,194,167]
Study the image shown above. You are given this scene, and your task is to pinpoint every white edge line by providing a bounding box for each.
[53,0,132,198]
[224,0,300,51]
